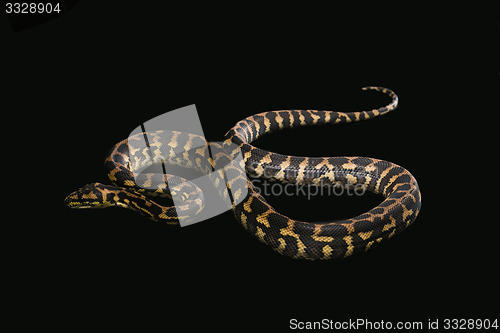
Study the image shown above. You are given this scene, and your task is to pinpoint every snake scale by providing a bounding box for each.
[65,86,421,260]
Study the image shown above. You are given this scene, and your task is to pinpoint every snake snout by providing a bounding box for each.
[63,192,74,206]
[64,183,105,208]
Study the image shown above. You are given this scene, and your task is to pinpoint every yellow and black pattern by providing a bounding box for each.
[64,130,210,224]
[64,86,421,260]
[224,86,421,259]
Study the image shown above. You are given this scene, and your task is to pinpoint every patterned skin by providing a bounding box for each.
[65,87,421,259]
[224,87,421,259]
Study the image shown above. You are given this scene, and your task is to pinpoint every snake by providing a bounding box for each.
[64,86,422,260]
[64,130,212,224]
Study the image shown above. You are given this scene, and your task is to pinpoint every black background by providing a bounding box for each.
[3,2,498,331]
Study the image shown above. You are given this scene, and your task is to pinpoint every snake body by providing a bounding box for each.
[65,130,211,223]
[65,86,421,260]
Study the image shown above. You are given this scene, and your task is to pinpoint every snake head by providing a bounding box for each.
[64,182,120,209]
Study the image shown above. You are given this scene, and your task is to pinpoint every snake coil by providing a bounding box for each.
[65,86,421,260]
